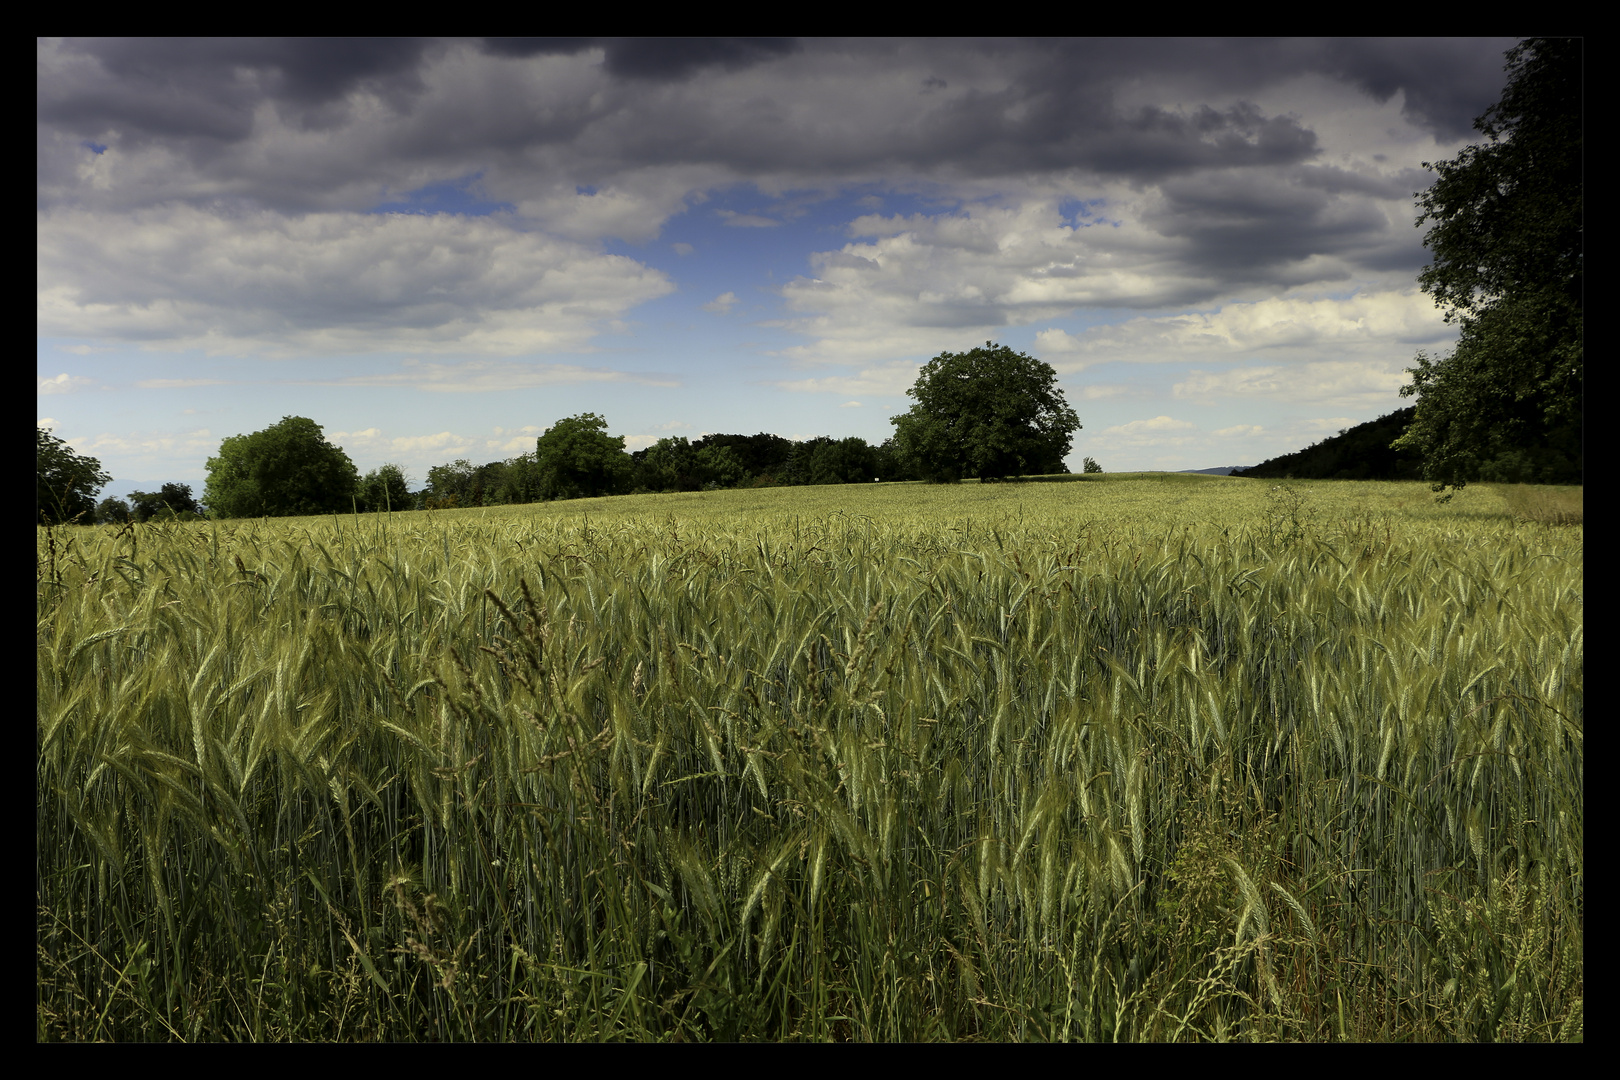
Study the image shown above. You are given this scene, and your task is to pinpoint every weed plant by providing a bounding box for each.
[37,477,1582,1040]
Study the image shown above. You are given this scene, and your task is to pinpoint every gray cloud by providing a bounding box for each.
[475,38,802,82]
[37,204,674,355]
[37,37,1522,364]
[598,38,801,80]
[1313,37,1524,140]
[313,359,681,392]
[40,38,1516,214]
[39,38,439,143]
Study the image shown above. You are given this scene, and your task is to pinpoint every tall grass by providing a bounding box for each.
[37,478,1582,1040]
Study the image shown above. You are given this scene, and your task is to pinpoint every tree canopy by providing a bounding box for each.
[1394,38,1582,491]
[534,413,633,500]
[890,342,1080,482]
[203,416,359,519]
[37,427,112,525]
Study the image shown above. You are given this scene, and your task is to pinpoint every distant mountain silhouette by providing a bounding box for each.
[1231,407,1423,481]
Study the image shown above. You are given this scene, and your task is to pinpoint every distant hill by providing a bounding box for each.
[1178,466,1253,476]
[1231,408,1423,481]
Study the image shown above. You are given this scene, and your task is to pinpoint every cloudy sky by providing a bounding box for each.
[38,37,1519,497]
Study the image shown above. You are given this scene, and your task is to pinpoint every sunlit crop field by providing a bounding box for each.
[37,475,1582,1041]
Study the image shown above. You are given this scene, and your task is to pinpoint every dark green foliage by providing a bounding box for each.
[37,427,112,525]
[425,459,477,506]
[1398,332,1581,490]
[779,437,832,487]
[891,342,1080,482]
[360,464,413,514]
[1083,457,1103,474]
[1233,408,1425,481]
[430,429,915,499]
[491,454,545,505]
[422,457,540,508]
[467,461,502,506]
[696,443,747,489]
[534,413,633,500]
[203,416,360,519]
[632,437,762,492]
[807,436,879,485]
[632,436,703,492]
[874,437,919,482]
[129,483,200,522]
[1395,38,1582,492]
[691,432,796,481]
[94,497,131,525]
[630,433,884,492]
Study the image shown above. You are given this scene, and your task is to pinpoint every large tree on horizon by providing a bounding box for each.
[203,416,359,519]
[891,342,1080,483]
[37,426,112,525]
[534,413,633,500]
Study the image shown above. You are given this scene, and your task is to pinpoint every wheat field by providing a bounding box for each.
[36,475,1582,1040]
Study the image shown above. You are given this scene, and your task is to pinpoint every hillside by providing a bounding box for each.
[1233,407,1422,481]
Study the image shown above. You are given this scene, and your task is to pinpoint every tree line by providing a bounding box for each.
[38,341,1086,524]
[411,427,920,514]
[1232,408,1425,482]
[417,430,908,511]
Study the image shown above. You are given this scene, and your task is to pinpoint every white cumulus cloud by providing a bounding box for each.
[314,359,678,392]
[1105,415,1198,435]
[38,372,96,394]
[1173,359,1408,407]
[37,204,675,358]
[1037,289,1455,371]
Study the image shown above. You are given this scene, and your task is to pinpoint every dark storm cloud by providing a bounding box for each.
[1314,37,1524,140]
[1023,37,1514,142]
[522,39,1329,181]
[39,38,440,141]
[39,36,1526,344]
[476,38,803,81]
[40,38,1517,205]
[1151,174,1388,287]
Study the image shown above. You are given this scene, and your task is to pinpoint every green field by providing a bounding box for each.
[37,475,1583,1041]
